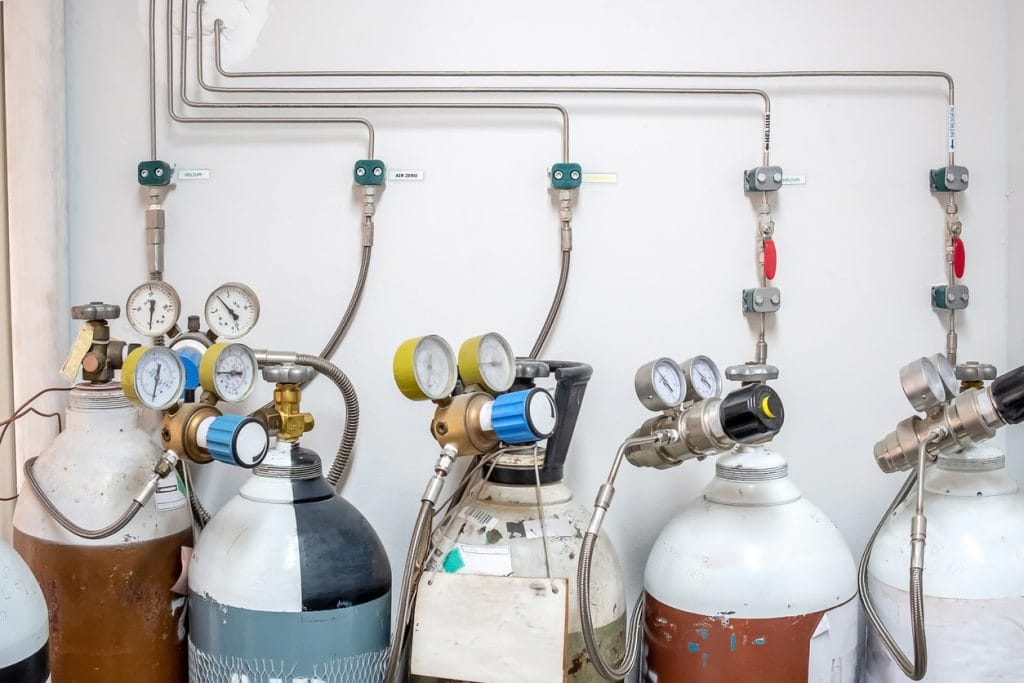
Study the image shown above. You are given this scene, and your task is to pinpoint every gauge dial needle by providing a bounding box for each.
[217,296,240,321]
[216,370,244,376]
[152,363,162,401]
[147,299,156,330]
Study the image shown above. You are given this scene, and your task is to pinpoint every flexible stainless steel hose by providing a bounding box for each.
[858,439,931,681]
[530,250,570,360]
[577,434,667,680]
[23,456,149,540]
[383,498,433,683]
[293,354,359,488]
[579,531,645,680]
[255,245,372,417]
[184,461,211,527]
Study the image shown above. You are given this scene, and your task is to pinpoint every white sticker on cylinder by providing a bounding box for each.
[155,472,187,511]
[458,506,499,532]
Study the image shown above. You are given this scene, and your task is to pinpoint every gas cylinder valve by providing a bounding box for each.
[257,364,316,441]
[874,355,1024,473]
[62,302,136,383]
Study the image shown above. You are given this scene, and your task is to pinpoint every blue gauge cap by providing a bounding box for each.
[491,388,557,444]
[176,348,202,393]
[206,414,268,469]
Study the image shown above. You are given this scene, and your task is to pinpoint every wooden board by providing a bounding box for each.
[410,572,569,683]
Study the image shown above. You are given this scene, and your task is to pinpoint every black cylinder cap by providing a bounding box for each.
[992,366,1024,425]
[720,384,785,443]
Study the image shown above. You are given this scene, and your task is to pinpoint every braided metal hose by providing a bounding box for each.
[294,354,359,487]
[859,438,932,680]
[578,531,645,680]
[24,456,149,540]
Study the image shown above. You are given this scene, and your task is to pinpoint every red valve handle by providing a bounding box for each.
[763,239,777,280]
[952,237,965,279]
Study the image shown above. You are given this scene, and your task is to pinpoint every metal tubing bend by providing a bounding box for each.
[294,354,359,488]
[23,456,148,540]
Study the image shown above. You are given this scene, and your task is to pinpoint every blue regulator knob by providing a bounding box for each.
[205,414,268,468]
[491,388,558,444]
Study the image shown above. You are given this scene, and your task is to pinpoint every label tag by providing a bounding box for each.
[782,174,807,186]
[948,105,957,152]
[412,573,568,683]
[582,172,618,184]
[458,505,499,532]
[443,544,512,576]
[177,168,210,181]
[59,323,94,382]
[155,472,187,511]
[388,169,425,182]
[522,518,574,539]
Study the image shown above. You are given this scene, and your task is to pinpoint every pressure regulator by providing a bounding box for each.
[624,354,784,469]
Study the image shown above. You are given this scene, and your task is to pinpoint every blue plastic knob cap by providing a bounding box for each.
[491,388,558,444]
[176,348,202,392]
[206,414,268,469]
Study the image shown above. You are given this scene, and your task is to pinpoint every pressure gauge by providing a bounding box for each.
[125,281,181,337]
[204,282,260,340]
[900,357,947,413]
[634,357,686,411]
[458,333,516,394]
[927,353,959,400]
[200,343,258,403]
[394,335,457,401]
[121,346,185,410]
[680,355,722,401]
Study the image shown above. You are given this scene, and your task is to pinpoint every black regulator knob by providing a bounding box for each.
[992,366,1024,425]
[720,384,784,443]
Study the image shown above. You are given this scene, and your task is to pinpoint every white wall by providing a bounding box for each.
[1008,1,1024,476]
[62,0,1012,606]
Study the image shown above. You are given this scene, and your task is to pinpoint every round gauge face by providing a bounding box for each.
[414,335,457,400]
[919,358,946,403]
[205,283,260,340]
[929,353,958,398]
[476,334,515,392]
[205,343,257,403]
[460,333,516,393]
[125,346,184,410]
[685,356,722,400]
[526,389,557,438]
[651,359,684,406]
[125,281,180,337]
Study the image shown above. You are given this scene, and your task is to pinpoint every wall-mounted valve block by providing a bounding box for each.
[930,165,969,192]
[353,159,386,186]
[137,159,173,186]
[744,165,784,192]
[550,162,582,190]
[742,286,781,313]
[932,284,969,310]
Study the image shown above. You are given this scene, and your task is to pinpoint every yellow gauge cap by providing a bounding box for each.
[760,395,776,419]
[394,337,429,400]
[199,342,228,395]
[458,336,486,389]
[120,345,148,405]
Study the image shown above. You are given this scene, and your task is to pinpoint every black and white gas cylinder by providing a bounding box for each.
[188,362,391,682]
[0,538,49,682]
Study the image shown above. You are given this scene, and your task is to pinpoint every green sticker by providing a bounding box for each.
[442,547,465,573]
